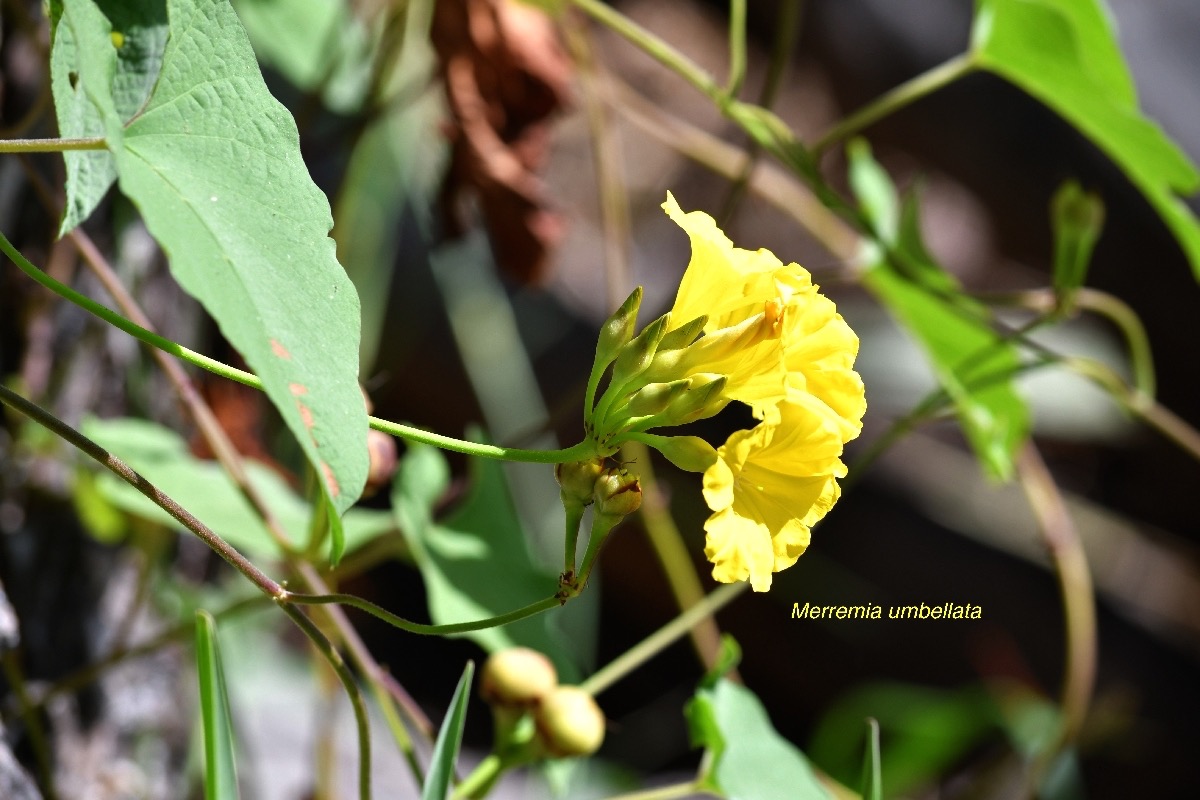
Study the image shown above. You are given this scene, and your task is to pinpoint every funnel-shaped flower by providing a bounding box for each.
[578,193,865,592]
[702,402,845,591]
[662,194,865,591]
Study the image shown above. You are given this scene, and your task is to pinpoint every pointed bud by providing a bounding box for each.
[657,315,708,353]
[555,458,606,509]
[661,374,729,426]
[534,686,606,757]
[626,378,692,417]
[609,313,671,390]
[650,435,718,473]
[481,648,559,709]
[593,287,643,374]
[593,468,642,519]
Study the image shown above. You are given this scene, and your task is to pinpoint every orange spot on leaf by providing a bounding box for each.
[296,401,316,431]
[289,382,308,396]
[271,339,292,359]
[322,461,340,498]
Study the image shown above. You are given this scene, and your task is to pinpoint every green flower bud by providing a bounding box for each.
[608,313,671,390]
[555,458,605,509]
[534,686,606,757]
[593,468,642,519]
[649,435,718,473]
[626,378,692,417]
[662,374,729,425]
[481,648,559,709]
[594,287,643,372]
[656,314,707,353]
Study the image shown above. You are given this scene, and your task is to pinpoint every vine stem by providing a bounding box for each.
[571,0,726,105]
[277,603,373,800]
[622,441,728,676]
[600,780,704,800]
[811,54,976,156]
[451,753,505,800]
[981,287,1157,401]
[0,385,568,794]
[0,136,107,152]
[1016,444,1096,788]
[0,228,593,465]
[59,223,431,783]
[0,384,286,598]
[718,0,803,224]
[285,592,563,635]
[581,582,746,697]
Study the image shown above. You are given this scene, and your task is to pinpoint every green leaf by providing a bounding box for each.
[421,661,475,800]
[195,609,240,800]
[698,634,742,689]
[807,683,997,797]
[849,139,1029,479]
[52,0,167,233]
[687,678,832,800]
[81,417,397,560]
[846,139,899,244]
[971,0,1200,279]
[860,719,882,800]
[1051,179,1105,298]
[68,0,372,560]
[391,444,585,683]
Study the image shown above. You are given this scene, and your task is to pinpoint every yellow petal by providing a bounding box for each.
[703,509,776,591]
[700,402,846,591]
[781,290,867,442]
[663,194,811,333]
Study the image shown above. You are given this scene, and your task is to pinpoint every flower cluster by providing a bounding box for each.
[582,193,865,591]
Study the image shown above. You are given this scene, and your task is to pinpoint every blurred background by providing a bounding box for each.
[2,0,1199,797]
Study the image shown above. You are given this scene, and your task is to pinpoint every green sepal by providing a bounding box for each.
[1050,179,1104,309]
[586,287,644,412]
[642,434,718,473]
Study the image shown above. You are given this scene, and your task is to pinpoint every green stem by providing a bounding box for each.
[581,582,746,696]
[980,287,1157,402]
[452,753,506,800]
[0,384,286,600]
[367,679,425,788]
[1069,289,1156,400]
[0,136,107,152]
[369,417,594,464]
[571,0,726,105]
[725,0,747,97]
[563,502,586,578]
[0,228,593,465]
[811,54,975,156]
[284,592,563,636]
[719,0,803,224]
[601,780,706,800]
[1015,444,1096,787]
[572,513,622,593]
[622,441,725,673]
[278,603,373,800]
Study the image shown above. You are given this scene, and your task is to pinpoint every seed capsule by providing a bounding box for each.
[534,686,606,757]
[480,648,558,709]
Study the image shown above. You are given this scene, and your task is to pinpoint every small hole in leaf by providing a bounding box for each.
[68,71,78,89]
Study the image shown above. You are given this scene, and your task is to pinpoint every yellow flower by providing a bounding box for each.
[781,292,867,442]
[658,193,866,590]
[702,403,846,592]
